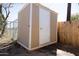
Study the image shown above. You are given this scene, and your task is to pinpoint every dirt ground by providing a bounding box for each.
[0,32,79,56]
[57,43,79,56]
[0,43,79,56]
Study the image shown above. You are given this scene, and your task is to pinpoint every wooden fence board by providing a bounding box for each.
[58,20,79,47]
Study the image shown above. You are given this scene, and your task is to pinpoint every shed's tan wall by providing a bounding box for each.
[50,11,57,42]
[18,4,30,48]
[31,4,39,48]
[31,4,57,48]
[18,3,57,50]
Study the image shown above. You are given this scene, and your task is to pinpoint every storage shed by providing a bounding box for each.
[17,3,57,51]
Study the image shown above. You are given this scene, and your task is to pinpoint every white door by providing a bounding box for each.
[39,7,50,45]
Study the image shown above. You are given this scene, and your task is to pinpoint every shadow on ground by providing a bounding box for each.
[0,43,79,56]
[57,43,79,56]
[0,43,57,56]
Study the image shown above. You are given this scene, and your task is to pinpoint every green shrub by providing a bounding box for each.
[71,14,79,21]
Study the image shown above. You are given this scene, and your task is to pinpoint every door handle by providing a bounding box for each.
[40,28,43,30]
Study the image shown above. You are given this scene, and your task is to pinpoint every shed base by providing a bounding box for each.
[17,41,57,51]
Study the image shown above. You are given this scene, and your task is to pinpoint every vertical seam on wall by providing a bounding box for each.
[50,11,52,42]
[56,14,57,42]
[29,4,32,49]
[49,10,51,42]
[39,6,40,46]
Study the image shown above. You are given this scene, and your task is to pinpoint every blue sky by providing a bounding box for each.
[7,3,79,22]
